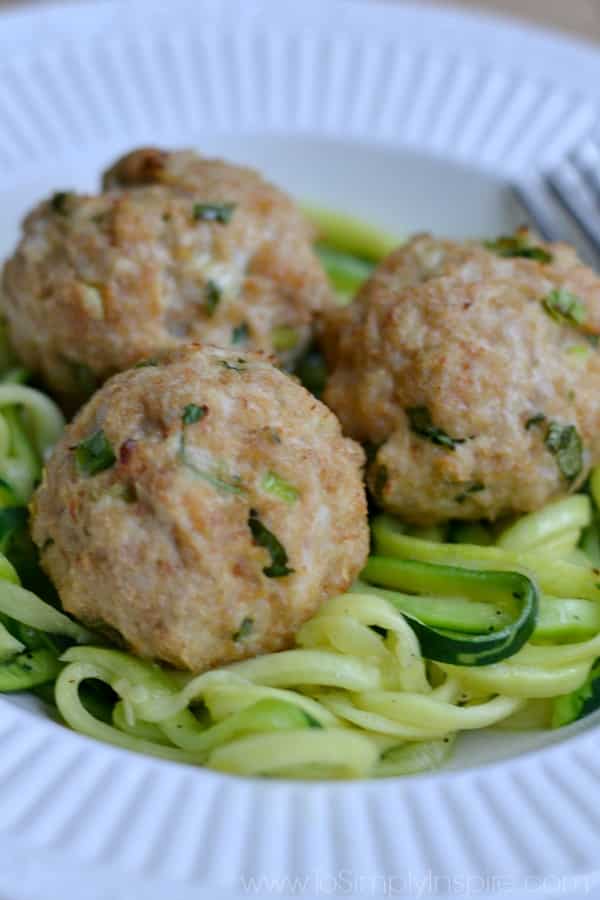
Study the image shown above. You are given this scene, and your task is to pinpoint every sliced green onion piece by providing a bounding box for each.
[248,509,294,577]
[542,288,587,325]
[544,422,583,483]
[261,471,299,504]
[182,403,207,426]
[361,557,538,666]
[233,616,253,642]
[407,406,465,450]
[74,429,116,476]
[484,234,552,262]
[192,203,236,224]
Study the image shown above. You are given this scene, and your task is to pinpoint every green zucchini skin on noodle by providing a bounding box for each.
[552,659,600,728]
[361,557,538,666]
[0,648,61,690]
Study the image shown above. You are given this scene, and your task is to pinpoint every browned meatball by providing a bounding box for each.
[2,148,334,408]
[322,231,600,524]
[31,344,368,672]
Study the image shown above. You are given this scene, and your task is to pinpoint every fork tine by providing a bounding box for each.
[512,180,566,243]
[547,156,600,254]
[571,138,600,203]
[513,169,600,268]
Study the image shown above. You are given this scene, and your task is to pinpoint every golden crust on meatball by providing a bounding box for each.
[31,344,368,671]
[322,232,600,524]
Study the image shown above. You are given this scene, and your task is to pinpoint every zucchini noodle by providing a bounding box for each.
[302,206,398,262]
[0,579,91,642]
[0,621,24,660]
[371,515,600,600]
[303,206,399,300]
[209,729,380,778]
[496,495,591,551]
[3,226,600,779]
[0,348,65,508]
[40,481,600,777]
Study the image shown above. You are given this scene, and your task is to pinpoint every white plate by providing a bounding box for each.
[2,2,600,897]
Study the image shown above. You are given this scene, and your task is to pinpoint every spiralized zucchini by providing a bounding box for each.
[303,206,399,301]
[46,531,597,778]
[3,225,600,780]
[25,470,600,777]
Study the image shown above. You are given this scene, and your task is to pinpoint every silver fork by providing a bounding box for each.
[514,135,600,267]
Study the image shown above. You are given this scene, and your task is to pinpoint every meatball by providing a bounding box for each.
[322,231,600,524]
[30,344,368,671]
[2,148,333,408]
